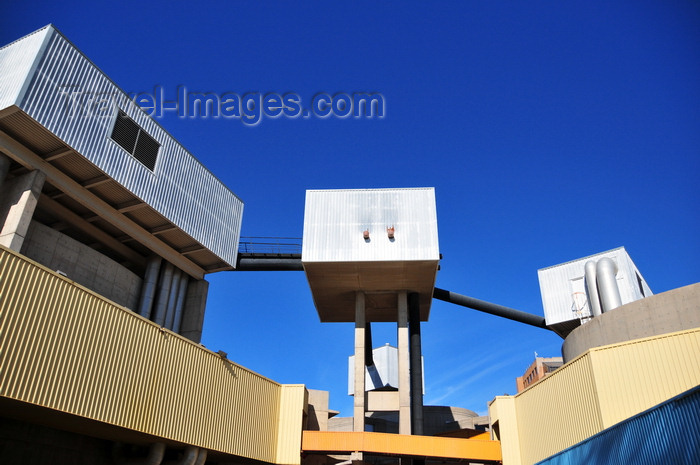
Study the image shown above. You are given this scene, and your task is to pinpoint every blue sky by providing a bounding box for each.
[3,1,699,417]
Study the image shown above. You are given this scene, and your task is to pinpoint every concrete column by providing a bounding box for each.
[0,170,45,251]
[164,268,183,329]
[353,291,366,433]
[138,256,162,319]
[180,279,209,343]
[397,291,411,435]
[152,262,174,326]
[172,274,190,334]
[408,292,424,436]
[0,153,10,187]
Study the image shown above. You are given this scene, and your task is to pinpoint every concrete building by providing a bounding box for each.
[515,357,563,393]
[0,26,502,465]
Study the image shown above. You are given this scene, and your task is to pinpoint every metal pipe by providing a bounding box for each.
[234,257,303,271]
[596,257,622,312]
[113,442,166,465]
[433,288,549,330]
[584,260,602,317]
[165,269,183,329]
[152,262,174,326]
[138,256,162,319]
[408,292,424,436]
[172,274,189,334]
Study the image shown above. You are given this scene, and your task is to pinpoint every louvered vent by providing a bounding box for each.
[111,110,159,171]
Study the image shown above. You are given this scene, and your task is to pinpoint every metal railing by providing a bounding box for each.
[238,237,302,255]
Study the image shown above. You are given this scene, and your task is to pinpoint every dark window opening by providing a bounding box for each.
[111,110,159,171]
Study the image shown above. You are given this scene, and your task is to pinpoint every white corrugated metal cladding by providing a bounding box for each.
[302,188,439,262]
[537,247,652,327]
[0,25,243,266]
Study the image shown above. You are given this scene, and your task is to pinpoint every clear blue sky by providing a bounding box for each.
[3,1,699,417]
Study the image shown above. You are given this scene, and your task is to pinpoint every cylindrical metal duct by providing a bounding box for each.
[138,256,162,319]
[408,292,424,436]
[584,260,603,317]
[172,275,189,334]
[597,257,622,313]
[164,269,183,329]
[152,262,174,326]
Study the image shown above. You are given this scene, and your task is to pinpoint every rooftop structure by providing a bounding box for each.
[302,187,439,322]
[537,247,652,337]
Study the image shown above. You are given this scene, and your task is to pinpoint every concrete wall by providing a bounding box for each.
[562,283,700,362]
[20,220,142,310]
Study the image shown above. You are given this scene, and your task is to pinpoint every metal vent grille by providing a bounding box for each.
[111,110,159,171]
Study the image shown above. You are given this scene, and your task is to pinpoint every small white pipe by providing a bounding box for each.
[584,260,602,317]
[597,257,622,313]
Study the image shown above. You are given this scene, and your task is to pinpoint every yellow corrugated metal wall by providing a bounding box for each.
[591,328,700,428]
[0,247,306,463]
[490,327,700,465]
[514,354,603,465]
[276,385,306,465]
[489,396,522,465]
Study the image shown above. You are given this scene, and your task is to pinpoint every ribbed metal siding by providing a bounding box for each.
[536,385,700,465]
[276,385,306,465]
[537,247,651,326]
[11,26,242,266]
[0,26,51,109]
[515,354,603,465]
[590,329,700,428]
[302,188,439,262]
[0,247,304,462]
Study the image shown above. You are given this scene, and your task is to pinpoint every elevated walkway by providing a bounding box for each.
[301,431,502,463]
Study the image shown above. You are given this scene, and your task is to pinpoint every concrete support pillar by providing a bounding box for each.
[180,279,209,343]
[164,268,183,329]
[0,170,45,251]
[172,274,190,334]
[353,291,366,433]
[397,291,411,435]
[138,256,162,319]
[0,153,10,187]
[408,292,424,436]
[152,262,174,326]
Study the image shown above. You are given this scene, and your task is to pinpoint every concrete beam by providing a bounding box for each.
[37,195,145,267]
[0,170,45,251]
[0,131,205,279]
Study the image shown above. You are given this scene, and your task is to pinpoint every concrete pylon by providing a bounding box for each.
[353,291,366,433]
[397,291,411,435]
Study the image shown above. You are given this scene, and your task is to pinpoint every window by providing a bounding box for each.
[111,110,159,171]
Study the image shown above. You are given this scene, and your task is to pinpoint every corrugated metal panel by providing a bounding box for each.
[493,328,700,465]
[514,354,603,465]
[536,385,700,465]
[0,26,51,110]
[590,328,700,428]
[8,26,242,266]
[276,385,306,465]
[0,246,303,462]
[302,188,439,263]
[489,396,523,465]
[537,247,652,327]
